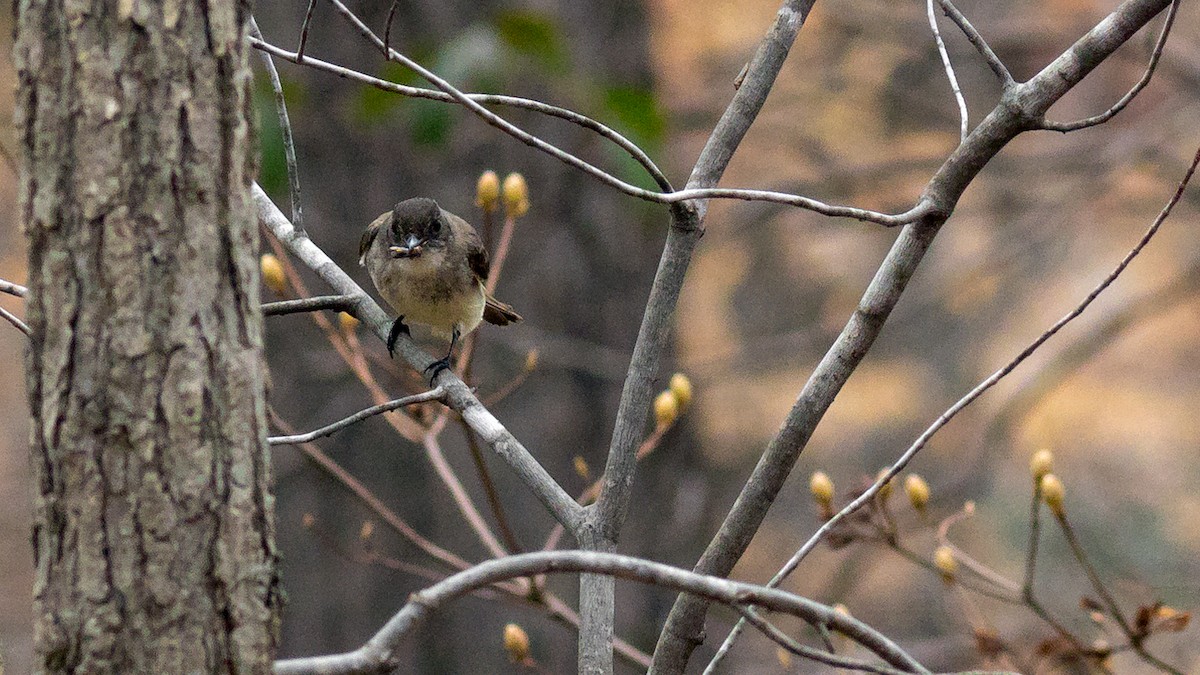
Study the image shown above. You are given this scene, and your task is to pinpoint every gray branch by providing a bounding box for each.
[262,295,357,316]
[272,551,927,675]
[651,0,1177,671]
[253,183,585,534]
[0,279,28,297]
[269,388,446,445]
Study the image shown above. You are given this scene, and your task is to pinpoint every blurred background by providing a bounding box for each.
[3,0,1200,672]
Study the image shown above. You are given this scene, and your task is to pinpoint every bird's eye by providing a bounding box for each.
[429,218,442,235]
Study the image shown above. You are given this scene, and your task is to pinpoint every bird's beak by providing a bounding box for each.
[389,234,424,259]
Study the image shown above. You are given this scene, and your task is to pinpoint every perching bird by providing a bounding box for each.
[359,197,522,383]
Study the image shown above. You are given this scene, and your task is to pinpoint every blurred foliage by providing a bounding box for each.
[254,71,307,198]
[494,9,569,74]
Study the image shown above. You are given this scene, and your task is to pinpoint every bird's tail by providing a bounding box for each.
[483,295,522,326]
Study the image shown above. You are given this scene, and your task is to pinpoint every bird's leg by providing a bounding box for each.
[387,316,411,357]
[424,327,459,385]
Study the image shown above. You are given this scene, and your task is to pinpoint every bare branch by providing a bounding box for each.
[0,279,27,297]
[247,36,672,193]
[272,551,928,675]
[927,0,969,143]
[256,3,926,228]
[250,19,305,235]
[1041,0,1180,132]
[731,606,912,675]
[268,388,445,445]
[938,0,1014,86]
[1,306,30,336]
[253,183,586,534]
[797,138,1198,565]
[296,0,317,61]
[263,295,357,317]
[382,0,400,57]
[655,0,1178,669]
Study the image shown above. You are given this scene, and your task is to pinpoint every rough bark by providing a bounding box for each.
[16,1,279,672]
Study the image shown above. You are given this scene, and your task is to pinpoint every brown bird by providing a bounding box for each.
[359,197,521,382]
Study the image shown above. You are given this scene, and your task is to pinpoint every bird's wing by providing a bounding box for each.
[457,214,491,282]
[358,212,389,266]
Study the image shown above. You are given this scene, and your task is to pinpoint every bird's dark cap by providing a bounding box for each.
[392,197,440,223]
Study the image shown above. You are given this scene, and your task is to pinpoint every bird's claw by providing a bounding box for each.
[423,357,451,386]
[387,317,411,358]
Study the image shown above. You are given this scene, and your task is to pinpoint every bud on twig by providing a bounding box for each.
[653,390,679,427]
[339,311,359,332]
[503,623,530,663]
[502,173,530,218]
[934,545,957,581]
[905,474,930,513]
[809,471,834,511]
[1030,448,1054,479]
[476,170,501,212]
[573,456,590,480]
[1040,473,1065,515]
[261,254,287,295]
[669,373,693,410]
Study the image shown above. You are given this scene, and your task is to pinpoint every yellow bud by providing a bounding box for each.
[261,254,287,295]
[775,646,792,668]
[476,170,501,212]
[502,172,530,218]
[301,513,315,529]
[339,311,360,332]
[832,603,851,618]
[963,500,976,516]
[934,545,957,580]
[1040,473,1065,515]
[669,373,693,410]
[809,471,835,509]
[1030,449,1054,479]
[525,348,539,371]
[875,469,894,501]
[359,521,374,540]
[573,455,590,480]
[905,474,930,512]
[653,390,679,427]
[503,623,530,663]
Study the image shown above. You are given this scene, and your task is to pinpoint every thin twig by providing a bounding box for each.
[268,409,477,574]
[937,0,1014,86]
[311,3,927,228]
[0,279,28,297]
[382,0,400,57]
[732,606,911,675]
[794,139,1199,571]
[0,306,30,336]
[927,0,969,143]
[263,295,358,316]
[1049,509,1183,675]
[700,124,1199,671]
[1021,482,1043,599]
[422,427,511,560]
[1041,0,1180,132]
[250,18,305,236]
[936,508,1021,595]
[268,388,445,445]
[458,418,522,553]
[296,0,317,61]
[272,551,929,675]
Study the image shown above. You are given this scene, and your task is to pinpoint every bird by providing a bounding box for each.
[359,197,522,383]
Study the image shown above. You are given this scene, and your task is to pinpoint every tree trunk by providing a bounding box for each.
[16,1,279,672]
